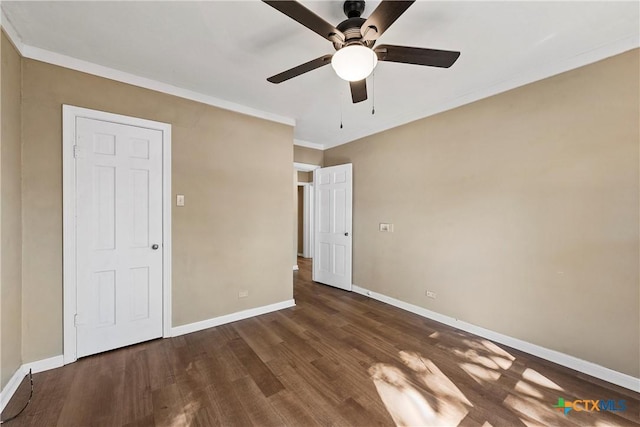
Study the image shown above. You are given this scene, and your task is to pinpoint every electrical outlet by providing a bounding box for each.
[238,290,249,298]
[426,290,437,299]
[379,223,393,232]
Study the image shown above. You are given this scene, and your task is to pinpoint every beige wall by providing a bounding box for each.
[20,57,294,362]
[297,171,312,183]
[325,49,640,377]
[1,31,23,388]
[294,145,323,166]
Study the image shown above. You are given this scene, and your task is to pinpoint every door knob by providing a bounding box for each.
[151,244,159,250]
[344,232,349,237]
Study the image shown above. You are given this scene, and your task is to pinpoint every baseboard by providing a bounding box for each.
[0,355,64,412]
[2,300,298,410]
[2,298,298,410]
[171,299,296,337]
[0,365,26,412]
[352,285,640,393]
[293,265,299,271]
[23,355,64,374]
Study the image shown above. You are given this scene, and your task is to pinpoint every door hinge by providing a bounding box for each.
[73,145,80,158]
[74,313,79,327]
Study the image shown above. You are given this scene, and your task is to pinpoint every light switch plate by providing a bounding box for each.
[379,223,393,232]
[176,194,185,206]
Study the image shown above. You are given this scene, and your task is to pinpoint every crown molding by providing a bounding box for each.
[322,33,640,149]
[294,162,321,172]
[294,139,325,150]
[21,44,296,126]
[1,9,24,54]
[1,12,295,127]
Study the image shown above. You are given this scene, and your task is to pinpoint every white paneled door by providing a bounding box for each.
[313,164,352,291]
[75,117,163,358]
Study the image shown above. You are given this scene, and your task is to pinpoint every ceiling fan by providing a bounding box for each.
[263,0,461,103]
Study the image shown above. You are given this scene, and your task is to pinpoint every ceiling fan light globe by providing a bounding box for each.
[331,45,378,82]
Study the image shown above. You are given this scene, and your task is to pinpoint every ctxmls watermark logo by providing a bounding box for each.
[553,398,626,415]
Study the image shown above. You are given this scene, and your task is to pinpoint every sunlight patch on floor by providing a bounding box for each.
[370,352,471,426]
[460,362,502,384]
[489,354,514,370]
[369,338,577,426]
[369,363,439,426]
[522,368,563,391]
[180,400,201,426]
[399,351,471,407]
[453,348,502,370]
[514,379,544,399]
[504,392,566,427]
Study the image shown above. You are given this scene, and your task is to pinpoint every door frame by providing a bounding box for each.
[294,162,320,259]
[62,105,172,364]
[297,182,314,258]
[312,163,353,291]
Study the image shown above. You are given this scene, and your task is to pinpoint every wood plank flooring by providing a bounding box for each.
[3,257,639,426]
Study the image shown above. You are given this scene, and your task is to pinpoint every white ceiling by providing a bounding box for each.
[2,1,638,149]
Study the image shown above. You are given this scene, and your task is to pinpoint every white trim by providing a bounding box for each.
[321,35,640,149]
[294,139,325,150]
[301,183,314,259]
[62,106,77,364]
[352,285,640,393]
[14,43,295,127]
[0,298,294,409]
[171,299,296,337]
[3,10,636,151]
[0,356,64,412]
[0,21,294,126]
[293,265,299,271]
[23,355,64,374]
[62,105,172,365]
[0,10,24,54]
[294,162,321,172]
[0,366,26,412]
[161,120,173,340]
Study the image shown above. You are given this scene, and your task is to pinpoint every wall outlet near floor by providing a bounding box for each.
[238,290,249,298]
[426,290,437,299]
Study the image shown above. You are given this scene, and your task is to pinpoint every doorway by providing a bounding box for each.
[62,105,172,364]
[295,162,319,260]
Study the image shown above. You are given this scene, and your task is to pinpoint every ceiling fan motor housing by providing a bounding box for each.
[334,17,375,50]
[343,0,365,18]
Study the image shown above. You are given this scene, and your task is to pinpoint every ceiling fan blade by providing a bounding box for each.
[267,54,333,84]
[350,79,368,103]
[263,1,345,44]
[360,1,415,41]
[375,45,460,68]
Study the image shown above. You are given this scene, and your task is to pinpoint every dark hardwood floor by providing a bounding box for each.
[3,257,639,426]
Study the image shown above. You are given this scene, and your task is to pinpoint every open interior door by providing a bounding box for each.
[313,164,352,291]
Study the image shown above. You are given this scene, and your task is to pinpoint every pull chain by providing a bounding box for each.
[340,87,344,129]
[371,69,376,115]
[371,53,376,115]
